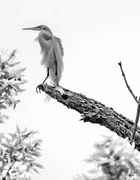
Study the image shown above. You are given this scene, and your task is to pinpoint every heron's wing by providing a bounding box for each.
[38,35,53,67]
[54,36,64,56]
[53,37,64,68]
[49,37,64,84]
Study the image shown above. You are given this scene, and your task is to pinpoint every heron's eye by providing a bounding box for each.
[43,27,46,30]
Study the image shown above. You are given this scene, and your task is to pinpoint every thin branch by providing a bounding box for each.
[2,159,16,180]
[36,84,140,152]
[118,61,138,103]
[131,96,140,144]
[118,62,140,145]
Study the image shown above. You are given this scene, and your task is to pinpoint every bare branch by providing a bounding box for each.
[36,84,140,152]
[131,97,140,144]
[118,61,138,103]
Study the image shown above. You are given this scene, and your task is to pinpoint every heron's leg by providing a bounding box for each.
[53,50,57,76]
[54,60,57,76]
[42,68,49,84]
[36,68,49,93]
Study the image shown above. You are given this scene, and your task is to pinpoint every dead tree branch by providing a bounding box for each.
[118,62,138,103]
[131,97,140,144]
[37,84,140,152]
[118,61,140,145]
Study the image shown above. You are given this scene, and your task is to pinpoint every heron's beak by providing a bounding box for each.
[22,26,41,31]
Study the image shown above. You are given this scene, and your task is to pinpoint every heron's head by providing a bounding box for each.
[22,25,53,34]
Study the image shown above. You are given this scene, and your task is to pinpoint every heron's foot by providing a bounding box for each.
[36,84,44,93]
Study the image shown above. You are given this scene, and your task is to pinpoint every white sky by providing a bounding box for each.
[1,0,140,179]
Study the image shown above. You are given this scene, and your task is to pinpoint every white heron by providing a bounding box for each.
[22,25,65,99]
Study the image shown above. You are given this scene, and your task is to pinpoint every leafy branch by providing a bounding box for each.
[0,49,27,122]
[74,136,140,180]
[0,126,43,180]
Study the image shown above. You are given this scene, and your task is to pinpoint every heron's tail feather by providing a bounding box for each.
[44,85,64,102]
[55,85,65,96]
[44,94,51,102]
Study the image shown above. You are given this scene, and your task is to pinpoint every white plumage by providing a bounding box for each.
[23,25,64,86]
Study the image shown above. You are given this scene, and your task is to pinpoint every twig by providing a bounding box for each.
[2,159,16,180]
[118,62,140,144]
[118,61,138,103]
[131,97,140,144]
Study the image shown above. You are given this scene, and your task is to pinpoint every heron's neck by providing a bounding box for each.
[38,31,53,52]
[39,31,53,40]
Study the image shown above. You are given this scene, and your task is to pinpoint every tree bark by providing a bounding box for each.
[37,84,140,151]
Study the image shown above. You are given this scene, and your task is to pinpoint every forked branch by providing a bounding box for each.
[118,62,140,145]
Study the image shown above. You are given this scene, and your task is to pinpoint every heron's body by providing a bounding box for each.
[38,30,64,85]
[23,25,64,86]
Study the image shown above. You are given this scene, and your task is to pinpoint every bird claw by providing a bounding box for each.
[36,84,43,93]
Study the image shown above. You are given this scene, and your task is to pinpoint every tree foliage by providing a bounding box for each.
[0,49,27,123]
[74,136,140,180]
[0,126,43,180]
[0,49,43,179]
